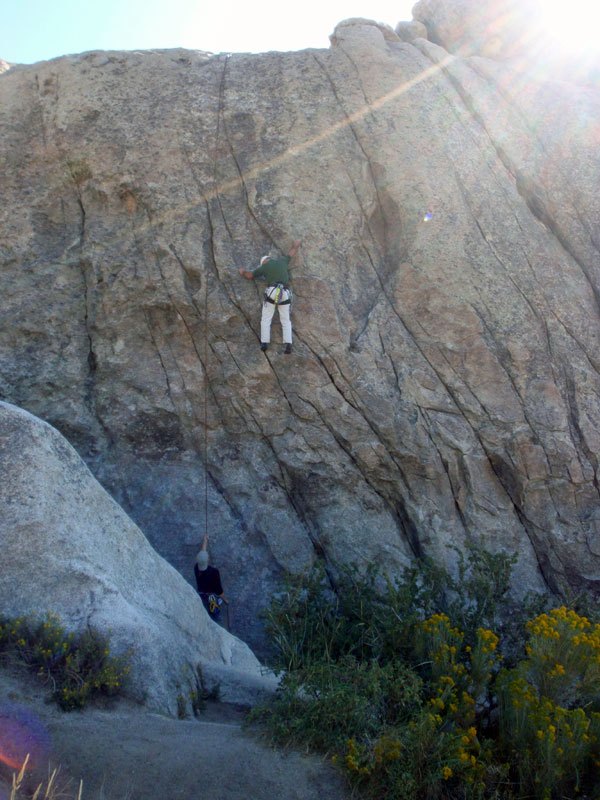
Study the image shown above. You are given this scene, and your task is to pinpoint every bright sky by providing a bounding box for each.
[3,0,598,66]
[1,0,416,65]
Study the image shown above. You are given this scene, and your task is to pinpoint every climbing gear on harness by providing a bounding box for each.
[199,592,223,616]
[264,283,292,307]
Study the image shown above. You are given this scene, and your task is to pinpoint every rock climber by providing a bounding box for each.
[194,534,229,626]
[239,239,301,354]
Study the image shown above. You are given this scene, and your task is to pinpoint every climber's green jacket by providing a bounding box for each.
[252,255,291,286]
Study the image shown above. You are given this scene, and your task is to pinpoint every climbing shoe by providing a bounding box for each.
[261,343,268,351]
[284,343,292,354]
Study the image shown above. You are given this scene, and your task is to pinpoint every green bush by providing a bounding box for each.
[497,607,600,799]
[253,547,600,799]
[251,655,422,753]
[0,612,131,710]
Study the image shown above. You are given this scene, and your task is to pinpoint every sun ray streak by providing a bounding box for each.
[106,52,455,244]
[207,55,453,202]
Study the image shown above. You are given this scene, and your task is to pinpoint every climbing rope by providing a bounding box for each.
[201,52,231,542]
[204,230,209,540]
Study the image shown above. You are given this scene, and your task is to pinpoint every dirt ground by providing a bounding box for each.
[0,668,349,800]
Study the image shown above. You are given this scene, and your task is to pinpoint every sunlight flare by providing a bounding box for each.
[539,0,600,54]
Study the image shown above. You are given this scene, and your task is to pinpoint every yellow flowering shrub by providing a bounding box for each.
[258,552,600,800]
[469,628,500,700]
[497,607,600,799]
[525,606,600,704]
[415,613,465,682]
[0,612,131,710]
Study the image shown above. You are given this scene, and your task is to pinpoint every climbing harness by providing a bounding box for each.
[264,283,292,307]
[199,592,229,629]
[199,592,223,616]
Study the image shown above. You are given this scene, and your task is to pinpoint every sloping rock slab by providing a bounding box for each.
[0,401,276,714]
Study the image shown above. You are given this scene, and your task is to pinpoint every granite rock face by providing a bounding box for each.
[395,20,429,43]
[413,0,600,80]
[1,6,600,653]
[413,0,528,57]
[0,402,276,712]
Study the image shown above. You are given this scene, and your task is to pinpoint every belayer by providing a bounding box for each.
[239,239,301,353]
[195,534,229,625]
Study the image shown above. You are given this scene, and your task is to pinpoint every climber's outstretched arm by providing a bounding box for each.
[239,268,254,279]
[288,240,300,258]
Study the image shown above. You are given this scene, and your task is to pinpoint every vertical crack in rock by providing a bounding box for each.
[514,173,600,314]
[168,243,203,308]
[410,309,554,590]
[78,257,99,423]
[312,53,390,265]
[545,306,600,379]
[297,332,417,501]
[183,136,259,352]
[261,360,297,417]
[128,225,185,429]
[564,373,600,497]
[296,390,422,559]
[417,405,470,530]
[151,250,207,431]
[141,307,177,413]
[309,54,386,280]
[244,406,318,554]
[33,74,48,149]
[507,498,564,594]
[180,76,263,341]
[179,129,304,531]
[322,345,417,495]
[212,54,238,247]
[219,57,277,249]
[65,156,99,428]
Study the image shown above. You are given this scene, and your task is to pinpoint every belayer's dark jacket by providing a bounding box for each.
[194,564,223,596]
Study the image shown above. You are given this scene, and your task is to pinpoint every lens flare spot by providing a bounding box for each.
[539,0,600,55]
[423,212,433,222]
[0,704,49,772]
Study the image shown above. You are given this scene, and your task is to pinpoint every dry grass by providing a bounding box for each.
[4,755,82,800]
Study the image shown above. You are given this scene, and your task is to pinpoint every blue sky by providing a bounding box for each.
[2,0,417,64]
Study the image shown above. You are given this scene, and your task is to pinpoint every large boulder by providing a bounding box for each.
[330,18,401,51]
[0,401,276,713]
[1,9,600,653]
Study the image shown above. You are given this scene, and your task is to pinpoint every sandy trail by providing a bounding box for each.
[0,669,348,800]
